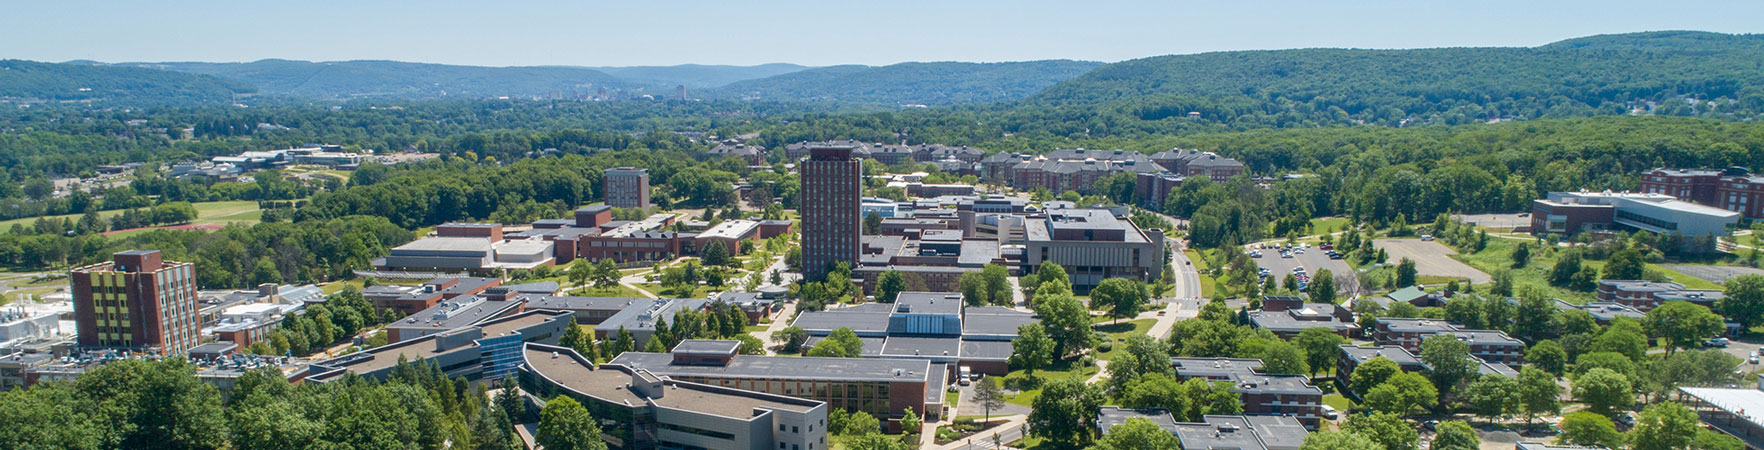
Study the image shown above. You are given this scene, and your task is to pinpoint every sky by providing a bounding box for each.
[7,0,1763,67]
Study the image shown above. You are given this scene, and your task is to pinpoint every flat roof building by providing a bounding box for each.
[520,343,827,450]
[71,250,202,355]
[604,167,651,209]
[801,144,864,281]
[1170,357,1324,428]
[1023,209,1164,293]
[609,340,932,426]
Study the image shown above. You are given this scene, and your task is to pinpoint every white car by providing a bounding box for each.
[1321,405,1339,420]
[1249,251,1263,258]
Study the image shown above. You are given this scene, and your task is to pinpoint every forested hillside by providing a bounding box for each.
[1031,31,1764,127]
[711,60,1104,105]
[119,59,641,99]
[0,60,252,104]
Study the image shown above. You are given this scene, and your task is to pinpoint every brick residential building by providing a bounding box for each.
[1596,279,1722,311]
[801,144,863,281]
[1371,318,1525,364]
[603,167,651,208]
[70,250,202,355]
[1151,148,1246,182]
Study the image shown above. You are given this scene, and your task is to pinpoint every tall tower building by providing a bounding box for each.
[70,250,201,355]
[604,167,651,208]
[800,144,862,281]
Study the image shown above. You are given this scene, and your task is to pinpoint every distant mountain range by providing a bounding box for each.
[9,31,1764,115]
[583,63,814,89]
[707,61,1105,106]
[0,59,252,104]
[1028,31,1764,123]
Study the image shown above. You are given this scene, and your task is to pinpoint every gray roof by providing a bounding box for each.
[672,339,740,355]
[961,307,1037,338]
[526,296,644,311]
[1171,357,1264,379]
[880,337,963,359]
[792,304,894,336]
[609,351,932,383]
[959,339,1014,360]
[895,292,964,316]
[595,298,711,334]
[1339,345,1425,368]
[1557,300,1646,322]
[1248,310,1356,333]
[1172,415,1307,450]
[386,296,522,332]
[1096,407,1179,435]
[1376,318,1459,333]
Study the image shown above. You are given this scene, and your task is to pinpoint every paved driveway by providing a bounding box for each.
[1374,239,1492,284]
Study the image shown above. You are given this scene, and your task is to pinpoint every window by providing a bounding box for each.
[793,426,799,433]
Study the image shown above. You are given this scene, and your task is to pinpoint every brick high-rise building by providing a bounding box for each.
[603,167,650,208]
[800,144,862,281]
[70,250,202,355]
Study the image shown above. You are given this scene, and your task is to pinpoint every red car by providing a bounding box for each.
[1319,243,1333,250]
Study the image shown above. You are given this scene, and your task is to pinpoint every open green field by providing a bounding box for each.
[568,284,649,298]
[1448,238,1598,303]
[0,200,266,232]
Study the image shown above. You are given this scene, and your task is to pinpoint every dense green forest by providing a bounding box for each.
[0,356,525,450]
[0,60,252,104]
[710,60,1103,105]
[1030,31,1764,127]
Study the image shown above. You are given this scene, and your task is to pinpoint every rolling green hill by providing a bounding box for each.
[0,59,252,104]
[119,59,640,100]
[1029,31,1764,126]
[710,60,1104,105]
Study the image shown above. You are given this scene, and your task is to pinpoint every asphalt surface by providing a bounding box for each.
[1374,238,1492,284]
[1245,243,1357,295]
[1661,264,1764,285]
[1455,213,1531,231]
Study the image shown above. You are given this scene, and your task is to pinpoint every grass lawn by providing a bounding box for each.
[1449,238,1597,304]
[636,283,711,298]
[945,391,960,409]
[1309,217,1351,235]
[567,284,648,298]
[0,200,266,232]
[1323,394,1355,413]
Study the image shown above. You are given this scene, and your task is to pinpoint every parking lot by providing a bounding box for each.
[1454,213,1531,231]
[1662,264,1764,285]
[1244,243,1359,295]
[1374,239,1492,284]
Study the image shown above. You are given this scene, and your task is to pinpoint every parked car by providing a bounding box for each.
[1420,235,1434,241]
[1249,251,1263,258]
[1321,405,1339,419]
[1319,243,1333,250]
[1280,252,1293,259]
[1705,337,1730,348]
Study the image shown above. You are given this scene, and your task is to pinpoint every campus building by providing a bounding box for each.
[1009,152,1165,195]
[70,250,202,355]
[1639,166,1764,219]
[1150,148,1246,182]
[308,309,572,382]
[790,293,1033,376]
[362,277,504,316]
[1370,318,1526,364]
[521,343,829,450]
[1095,407,1307,450]
[1021,208,1165,293]
[1530,191,1739,238]
[374,223,556,274]
[1335,345,1518,387]
[801,144,863,281]
[707,142,768,165]
[604,167,652,208]
[1170,357,1325,428]
[608,340,935,428]
[1248,296,1357,338]
[1596,279,1722,311]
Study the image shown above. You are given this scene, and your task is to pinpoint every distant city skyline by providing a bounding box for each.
[6,0,1763,67]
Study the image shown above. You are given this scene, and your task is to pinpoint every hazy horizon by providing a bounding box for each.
[7,0,1764,67]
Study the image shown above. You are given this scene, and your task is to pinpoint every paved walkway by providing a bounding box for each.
[749,302,797,355]
[932,416,1029,450]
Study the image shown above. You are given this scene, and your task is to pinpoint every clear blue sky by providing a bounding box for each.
[8,0,1761,67]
